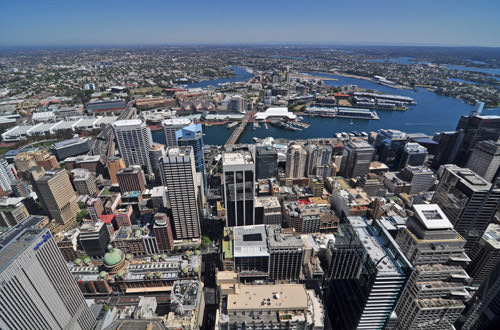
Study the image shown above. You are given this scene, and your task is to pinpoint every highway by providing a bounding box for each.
[90,100,136,163]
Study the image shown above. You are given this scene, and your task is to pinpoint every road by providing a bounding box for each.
[90,100,136,163]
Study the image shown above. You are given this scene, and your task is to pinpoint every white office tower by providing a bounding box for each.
[112,119,153,174]
[0,228,95,330]
[286,143,307,178]
[223,146,255,227]
[162,118,192,147]
[0,158,15,192]
[394,204,472,330]
[160,147,200,239]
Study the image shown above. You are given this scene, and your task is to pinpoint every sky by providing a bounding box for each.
[1,0,499,47]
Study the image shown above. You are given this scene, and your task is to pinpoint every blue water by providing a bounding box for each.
[152,67,500,146]
[185,66,253,89]
[446,65,500,76]
[366,57,427,65]
[448,78,482,85]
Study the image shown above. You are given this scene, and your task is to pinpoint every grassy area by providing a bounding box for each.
[25,140,58,148]
[130,86,163,95]
[0,147,11,155]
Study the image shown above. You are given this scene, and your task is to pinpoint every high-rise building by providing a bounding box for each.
[465,139,500,182]
[286,143,307,178]
[160,147,200,239]
[71,168,97,196]
[176,123,206,195]
[394,204,471,330]
[0,199,29,228]
[78,222,111,257]
[400,165,436,194]
[107,157,125,185]
[341,138,375,178]
[374,129,408,169]
[399,142,428,168]
[466,223,500,287]
[10,179,30,197]
[432,164,500,252]
[0,158,15,192]
[431,130,461,169]
[149,142,165,182]
[326,217,412,330]
[255,145,278,179]
[116,166,146,194]
[34,168,80,227]
[223,147,255,227]
[232,225,270,279]
[305,144,319,176]
[152,213,174,252]
[267,226,304,281]
[461,262,500,330]
[453,105,500,166]
[162,118,191,147]
[112,119,153,174]
[176,123,205,174]
[0,228,95,329]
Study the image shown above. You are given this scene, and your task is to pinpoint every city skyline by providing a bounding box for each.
[1,0,500,47]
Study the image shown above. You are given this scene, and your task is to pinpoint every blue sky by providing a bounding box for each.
[1,0,499,47]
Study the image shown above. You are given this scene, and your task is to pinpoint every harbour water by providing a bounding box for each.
[152,67,500,146]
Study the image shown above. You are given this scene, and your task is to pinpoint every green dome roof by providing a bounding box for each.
[99,271,107,278]
[103,248,123,267]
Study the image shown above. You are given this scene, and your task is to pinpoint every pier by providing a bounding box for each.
[225,114,251,146]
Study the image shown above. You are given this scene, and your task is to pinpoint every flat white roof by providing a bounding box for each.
[255,107,297,120]
[162,118,192,126]
[223,150,254,166]
[113,119,143,127]
[413,204,453,230]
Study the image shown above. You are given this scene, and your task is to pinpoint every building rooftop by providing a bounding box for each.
[0,228,48,273]
[267,226,303,249]
[52,137,89,149]
[233,225,269,258]
[223,150,254,166]
[482,223,500,250]
[113,119,143,127]
[162,118,192,126]
[413,204,454,230]
[347,216,410,275]
[227,284,307,311]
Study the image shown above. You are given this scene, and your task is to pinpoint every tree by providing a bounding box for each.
[201,236,211,249]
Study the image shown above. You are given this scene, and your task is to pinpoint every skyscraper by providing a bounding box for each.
[255,145,278,179]
[452,105,500,166]
[160,147,200,239]
[461,262,500,330]
[112,119,153,174]
[398,142,428,168]
[374,129,408,169]
[285,143,307,178]
[176,123,206,196]
[162,118,192,147]
[465,139,500,182]
[34,168,80,228]
[326,216,412,330]
[223,147,255,227]
[432,164,500,252]
[394,204,471,330]
[0,227,95,329]
[466,223,500,287]
[341,138,375,178]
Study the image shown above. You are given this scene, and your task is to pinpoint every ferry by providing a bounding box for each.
[227,121,239,129]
